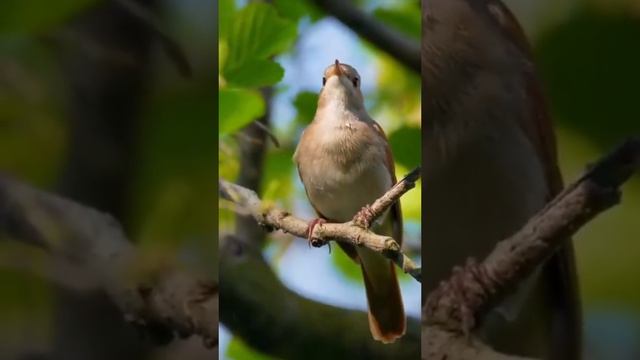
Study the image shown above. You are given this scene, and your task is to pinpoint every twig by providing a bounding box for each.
[353,167,421,228]
[219,170,422,282]
[310,0,420,73]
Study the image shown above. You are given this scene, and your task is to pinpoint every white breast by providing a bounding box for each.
[308,158,391,222]
[296,116,392,222]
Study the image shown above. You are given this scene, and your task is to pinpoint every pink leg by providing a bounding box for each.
[354,204,375,228]
[306,218,327,248]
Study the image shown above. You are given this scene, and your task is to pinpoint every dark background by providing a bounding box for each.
[0,0,216,359]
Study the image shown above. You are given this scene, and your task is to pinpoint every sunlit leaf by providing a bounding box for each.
[395,164,421,224]
[225,59,285,88]
[222,3,296,86]
[218,0,235,39]
[227,336,276,360]
[219,41,229,74]
[0,0,97,34]
[219,88,265,136]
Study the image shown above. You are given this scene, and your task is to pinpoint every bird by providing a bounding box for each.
[423,0,580,359]
[293,59,406,343]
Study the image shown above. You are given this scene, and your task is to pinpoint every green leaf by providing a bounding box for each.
[0,0,97,34]
[373,6,421,40]
[225,59,285,87]
[218,0,235,39]
[227,3,296,64]
[388,126,421,168]
[222,3,296,83]
[219,88,265,136]
[273,0,321,22]
[293,91,318,124]
[262,148,295,202]
[227,336,276,360]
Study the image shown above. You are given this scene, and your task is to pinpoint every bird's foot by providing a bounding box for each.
[353,204,375,228]
[424,258,491,338]
[306,218,329,251]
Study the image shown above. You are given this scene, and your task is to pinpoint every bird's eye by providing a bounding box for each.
[352,77,359,87]
[322,77,326,86]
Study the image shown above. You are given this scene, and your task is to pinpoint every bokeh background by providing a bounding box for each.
[504,0,640,359]
[218,0,421,358]
[0,0,215,359]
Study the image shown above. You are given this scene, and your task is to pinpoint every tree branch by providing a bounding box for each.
[219,167,422,282]
[310,0,420,73]
[422,139,640,359]
[219,234,420,359]
[0,176,218,349]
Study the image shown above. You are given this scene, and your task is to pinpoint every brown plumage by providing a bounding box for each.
[424,0,580,359]
[294,60,406,343]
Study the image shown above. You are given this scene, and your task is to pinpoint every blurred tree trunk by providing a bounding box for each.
[52,1,156,359]
[234,88,272,247]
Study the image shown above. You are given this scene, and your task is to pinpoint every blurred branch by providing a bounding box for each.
[111,0,192,77]
[234,89,273,247]
[310,0,420,73]
[220,234,420,360]
[0,176,218,349]
[422,139,640,359]
[52,1,161,358]
[219,168,422,282]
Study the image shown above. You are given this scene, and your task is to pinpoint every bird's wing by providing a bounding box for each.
[484,2,581,358]
[372,120,403,247]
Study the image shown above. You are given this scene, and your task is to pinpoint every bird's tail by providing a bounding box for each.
[357,245,406,343]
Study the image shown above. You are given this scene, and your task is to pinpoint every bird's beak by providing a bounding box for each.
[334,59,342,76]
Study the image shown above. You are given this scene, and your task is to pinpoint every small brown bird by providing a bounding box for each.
[424,0,580,359]
[294,60,406,343]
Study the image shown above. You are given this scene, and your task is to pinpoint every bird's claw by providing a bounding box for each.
[354,204,375,228]
[306,218,328,249]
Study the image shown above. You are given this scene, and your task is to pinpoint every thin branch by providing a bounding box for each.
[310,0,420,73]
[353,167,421,228]
[219,168,422,282]
[422,139,640,359]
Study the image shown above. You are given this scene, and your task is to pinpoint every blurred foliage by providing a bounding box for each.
[0,0,97,34]
[292,91,318,125]
[528,1,640,309]
[0,38,67,186]
[514,0,640,357]
[0,0,216,355]
[373,5,421,39]
[227,336,277,360]
[536,8,640,147]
